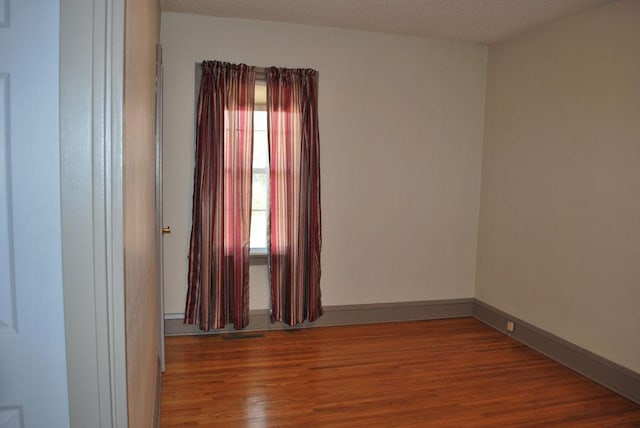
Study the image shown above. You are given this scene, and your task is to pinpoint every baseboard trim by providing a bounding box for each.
[473,299,640,405]
[164,298,474,336]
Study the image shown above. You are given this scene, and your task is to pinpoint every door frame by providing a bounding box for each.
[156,43,166,373]
[60,0,128,426]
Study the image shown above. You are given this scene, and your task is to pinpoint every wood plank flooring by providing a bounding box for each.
[161,318,640,427]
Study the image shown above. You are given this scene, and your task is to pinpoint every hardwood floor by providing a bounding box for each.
[161,318,640,427]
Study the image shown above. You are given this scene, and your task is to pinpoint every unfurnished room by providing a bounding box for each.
[1,0,638,426]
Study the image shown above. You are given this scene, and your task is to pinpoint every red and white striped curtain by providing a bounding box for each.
[266,68,323,326]
[185,61,256,330]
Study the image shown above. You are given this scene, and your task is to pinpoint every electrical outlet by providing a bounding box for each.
[506,321,515,333]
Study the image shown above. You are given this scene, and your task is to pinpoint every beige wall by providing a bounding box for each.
[160,14,488,315]
[476,0,640,373]
[124,0,161,425]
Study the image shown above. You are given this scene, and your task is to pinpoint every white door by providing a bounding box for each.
[0,1,71,427]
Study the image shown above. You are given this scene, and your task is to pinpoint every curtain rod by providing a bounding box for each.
[196,61,266,71]
[196,61,267,79]
[195,63,318,79]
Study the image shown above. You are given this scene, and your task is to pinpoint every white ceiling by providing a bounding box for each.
[160,0,611,44]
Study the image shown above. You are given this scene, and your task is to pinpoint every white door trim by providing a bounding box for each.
[60,0,128,426]
[156,43,166,373]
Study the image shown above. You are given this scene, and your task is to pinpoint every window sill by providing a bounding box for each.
[250,249,268,265]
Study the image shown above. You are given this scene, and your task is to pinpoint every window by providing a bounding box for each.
[250,81,268,255]
[187,62,322,327]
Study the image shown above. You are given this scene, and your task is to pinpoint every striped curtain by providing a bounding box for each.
[266,67,323,326]
[185,61,255,330]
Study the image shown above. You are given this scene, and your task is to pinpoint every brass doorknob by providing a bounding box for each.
[162,226,171,235]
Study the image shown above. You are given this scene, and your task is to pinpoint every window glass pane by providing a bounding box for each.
[251,172,268,211]
[251,106,269,251]
[250,210,268,250]
[254,110,267,131]
[253,131,268,169]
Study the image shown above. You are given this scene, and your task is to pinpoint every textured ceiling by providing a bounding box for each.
[160,0,610,44]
